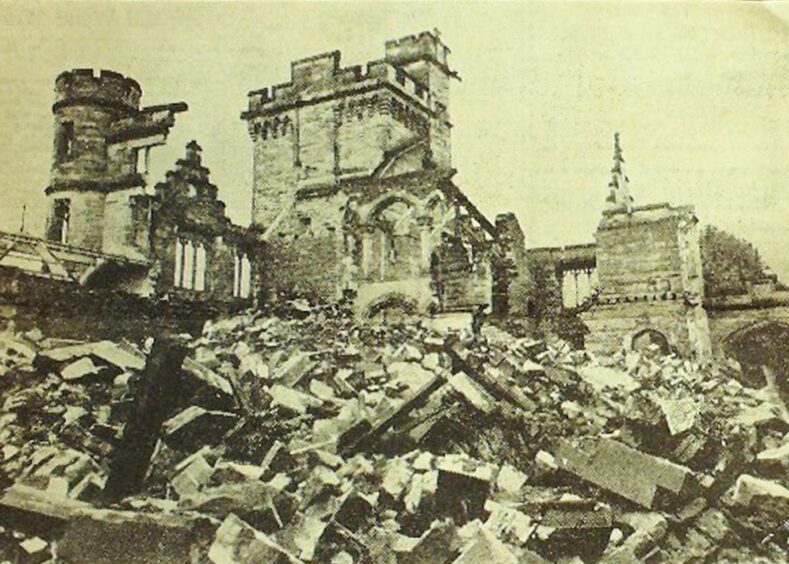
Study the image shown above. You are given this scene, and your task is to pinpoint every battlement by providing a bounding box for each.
[600,202,697,230]
[244,56,434,119]
[54,68,142,112]
[385,30,450,69]
[291,51,341,84]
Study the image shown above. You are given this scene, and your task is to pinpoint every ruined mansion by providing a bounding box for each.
[1,31,787,369]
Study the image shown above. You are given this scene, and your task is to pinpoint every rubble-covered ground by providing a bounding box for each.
[1,302,789,563]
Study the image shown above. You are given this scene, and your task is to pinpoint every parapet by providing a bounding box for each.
[291,51,341,84]
[385,31,450,69]
[242,32,453,122]
[243,57,435,120]
[54,69,142,112]
[600,202,697,229]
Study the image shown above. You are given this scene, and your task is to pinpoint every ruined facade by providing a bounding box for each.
[534,134,789,362]
[242,32,528,318]
[3,36,785,357]
[39,69,258,303]
[0,70,258,337]
[580,134,711,357]
[581,201,712,359]
[147,141,258,303]
[45,69,186,258]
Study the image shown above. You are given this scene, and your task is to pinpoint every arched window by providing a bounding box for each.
[194,243,207,291]
[174,237,209,292]
[182,240,195,289]
[370,199,419,281]
[174,238,183,286]
[233,249,252,299]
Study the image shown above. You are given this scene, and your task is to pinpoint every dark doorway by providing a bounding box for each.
[632,328,671,356]
[724,322,789,403]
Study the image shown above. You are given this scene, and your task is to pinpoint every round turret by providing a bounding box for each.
[50,68,143,188]
[47,69,144,250]
[54,69,141,112]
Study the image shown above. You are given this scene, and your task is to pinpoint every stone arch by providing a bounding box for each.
[723,320,789,349]
[364,292,419,323]
[723,321,789,393]
[622,325,675,356]
[360,196,423,282]
[364,192,423,224]
[419,190,448,228]
[631,328,671,356]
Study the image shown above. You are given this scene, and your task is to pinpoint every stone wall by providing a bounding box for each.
[494,213,533,317]
[251,113,298,227]
[102,187,149,258]
[595,206,695,299]
[0,269,226,342]
[261,191,345,301]
[583,203,711,358]
[582,300,710,359]
[44,190,107,250]
[336,94,423,176]
[298,103,336,185]
[52,105,121,184]
[707,304,789,356]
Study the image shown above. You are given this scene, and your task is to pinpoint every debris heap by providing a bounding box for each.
[1,303,788,563]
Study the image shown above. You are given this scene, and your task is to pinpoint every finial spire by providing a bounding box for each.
[605,132,634,213]
[185,140,202,164]
[612,132,624,174]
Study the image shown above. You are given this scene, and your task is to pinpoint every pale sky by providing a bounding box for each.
[1,1,787,280]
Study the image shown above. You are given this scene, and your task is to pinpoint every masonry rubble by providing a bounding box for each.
[0,303,788,562]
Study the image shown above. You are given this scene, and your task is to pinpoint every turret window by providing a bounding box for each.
[133,146,151,175]
[50,199,70,244]
[55,121,74,163]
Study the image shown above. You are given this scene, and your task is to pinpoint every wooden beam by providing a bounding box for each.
[0,242,17,263]
[33,241,73,280]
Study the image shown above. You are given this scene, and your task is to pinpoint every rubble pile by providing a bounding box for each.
[0,305,788,562]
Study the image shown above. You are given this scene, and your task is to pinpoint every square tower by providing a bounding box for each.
[242,31,455,228]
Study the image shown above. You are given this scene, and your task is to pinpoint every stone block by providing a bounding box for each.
[162,406,238,452]
[448,371,495,414]
[556,438,694,509]
[269,384,323,415]
[208,513,301,564]
[58,510,214,564]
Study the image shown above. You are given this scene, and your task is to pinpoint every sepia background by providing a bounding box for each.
[1,0,787,280]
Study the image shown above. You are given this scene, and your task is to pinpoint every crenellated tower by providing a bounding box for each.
[46,68,186,257]
[385,30,453,168]
[242,31,456,228]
